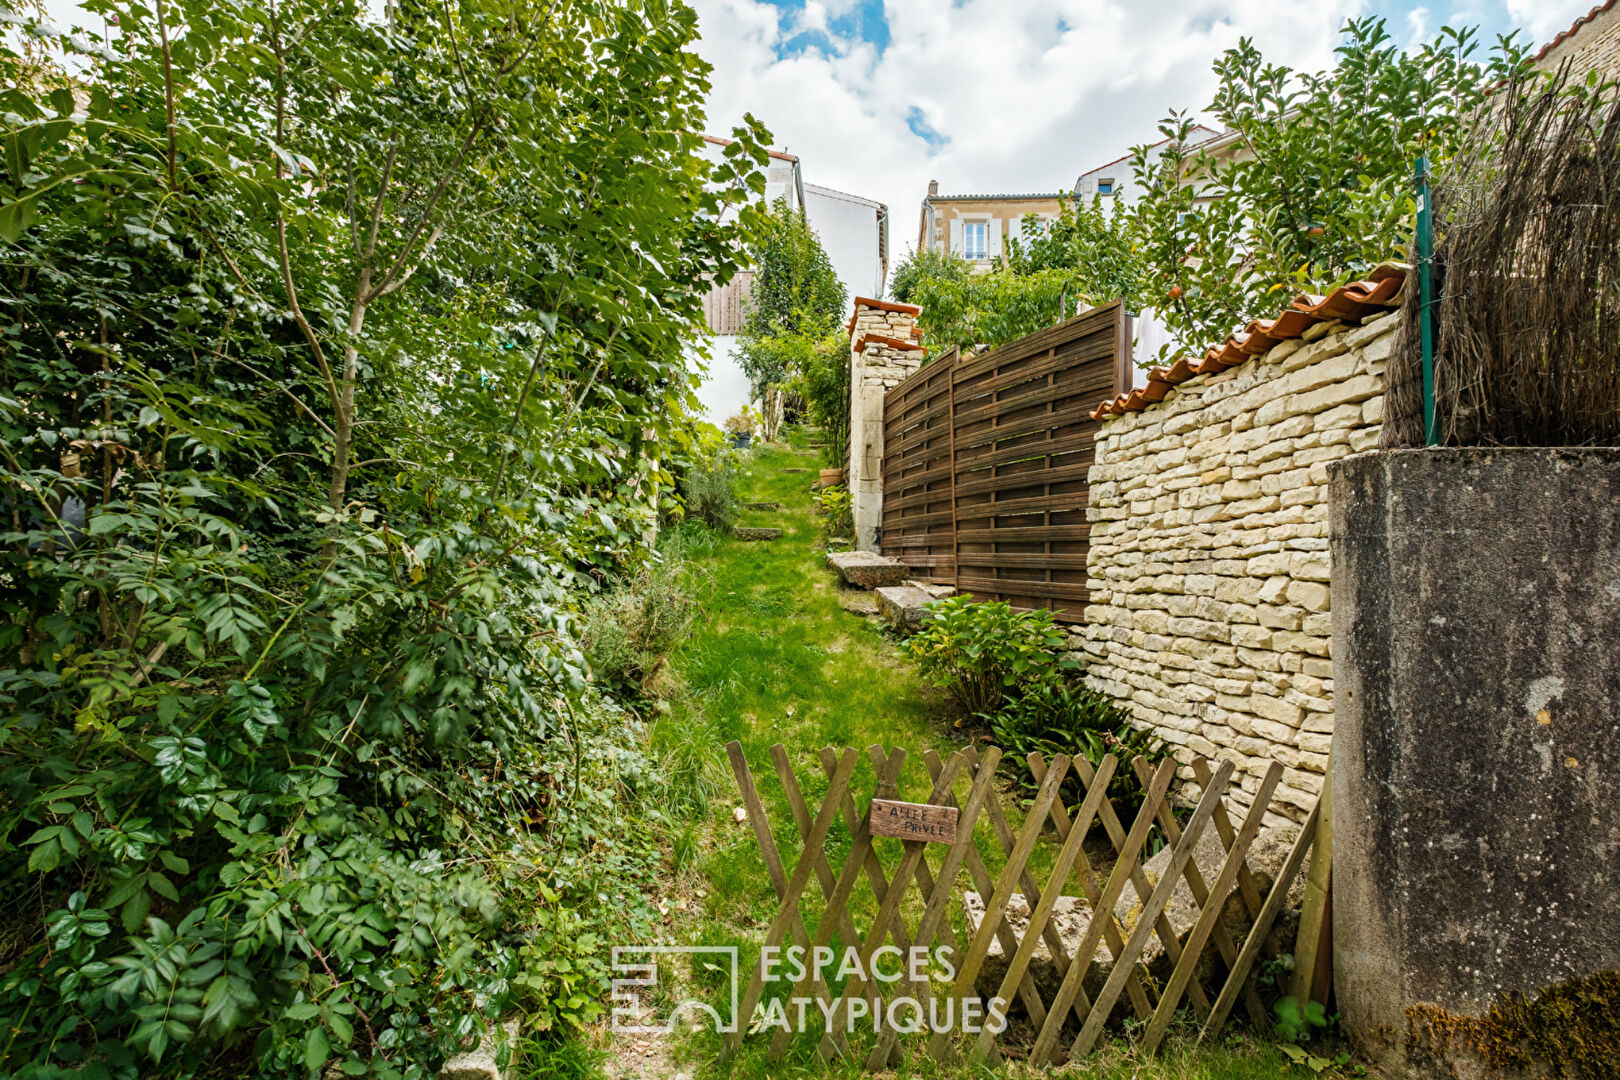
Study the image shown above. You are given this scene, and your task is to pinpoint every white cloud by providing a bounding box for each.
[1407,6,1431,45]
[1503,0,1594,45]
[692,0,1363,267]
[692,0,1604,276]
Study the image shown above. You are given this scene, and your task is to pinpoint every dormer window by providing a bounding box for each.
[1097,178,1116,196]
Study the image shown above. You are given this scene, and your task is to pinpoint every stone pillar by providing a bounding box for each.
[1328,447,1620,1074]
[845,298,923,551]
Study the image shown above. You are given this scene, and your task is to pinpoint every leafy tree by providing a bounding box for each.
[1127,19,1530,360]
[888,245,972,305]
[0,2,765,1077]
[735,198,845,437]
[893,18,1530,364]
[888,245,1077,355]
[1003,198,1134,294]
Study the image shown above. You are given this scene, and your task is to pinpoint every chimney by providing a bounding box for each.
[927,179,938,198]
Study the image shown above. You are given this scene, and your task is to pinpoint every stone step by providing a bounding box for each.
[826,550,910,589]
[732,527,783,542]
[745,501,784,511]
[907,579,956,600]
[876,584,940,632]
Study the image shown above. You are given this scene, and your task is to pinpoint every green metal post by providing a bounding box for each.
[1415,155,1438,446]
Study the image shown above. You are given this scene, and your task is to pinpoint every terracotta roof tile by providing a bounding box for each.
[701,133,798,163]
[845,296,922,334]
[1535,1,1619,63]
[1090,264,1407,421]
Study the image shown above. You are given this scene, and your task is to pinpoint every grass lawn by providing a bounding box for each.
[603,431,1318,1080]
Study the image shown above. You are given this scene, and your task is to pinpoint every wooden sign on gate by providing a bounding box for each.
[869,799,958,843]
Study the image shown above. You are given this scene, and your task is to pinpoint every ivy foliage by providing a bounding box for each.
[0,1,765,1077]
[735,198,845,422]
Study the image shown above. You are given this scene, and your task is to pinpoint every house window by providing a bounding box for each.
[963,221,987,260]
[1097,178,1116,196]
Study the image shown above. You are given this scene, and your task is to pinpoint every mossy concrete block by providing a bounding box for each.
[732,527,783,542]
[1329,448,1620,1073]
[876,585,938,632]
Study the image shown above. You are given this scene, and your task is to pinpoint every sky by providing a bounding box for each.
[34,0,1601,272]
[687,0,1598,267]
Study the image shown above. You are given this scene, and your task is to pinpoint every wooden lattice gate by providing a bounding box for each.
[723,741,1327,1066]
[879,302,1133,622]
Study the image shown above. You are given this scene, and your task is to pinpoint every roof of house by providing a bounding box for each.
[804,181,885,209]
[701,133,798,163]
[1535,1,1619,62]
[925,191,1071,202]
[1076,125,1221,181]
[1090,264,1407,420]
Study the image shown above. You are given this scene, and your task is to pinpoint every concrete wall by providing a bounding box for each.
[1078,312,1397,822]
[847,301,923,550]
[1329,447,1620,1070]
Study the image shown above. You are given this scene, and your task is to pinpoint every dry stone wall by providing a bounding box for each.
[847,299,923,550]
[1076,312,1400,823]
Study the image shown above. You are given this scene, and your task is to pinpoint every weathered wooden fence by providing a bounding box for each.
[880,302,1132,622]
[723,741,1328,1066]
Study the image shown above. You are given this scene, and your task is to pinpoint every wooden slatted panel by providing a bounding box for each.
[878,304,1131,621]
[702,271,753,335]
[950,301,1130,623]
[880,347,960,583]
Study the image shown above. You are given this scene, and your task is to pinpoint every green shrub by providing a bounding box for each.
[813,484,852,539]
[0,0,763,1073]
[795,332,852,469]
[578,549,707,701]
[677,453,740,532]
[988,677,1165,812]
[903,597,1072,717]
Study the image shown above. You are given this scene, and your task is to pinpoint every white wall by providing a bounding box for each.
[687,335,751,429]
[1074,127,1221,207]
[687,142,889,427]
[804,184,886,300]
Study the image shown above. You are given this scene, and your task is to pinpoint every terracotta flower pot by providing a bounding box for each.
[818,468,845,488]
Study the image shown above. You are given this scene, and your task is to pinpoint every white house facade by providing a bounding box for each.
[689,137,890,428]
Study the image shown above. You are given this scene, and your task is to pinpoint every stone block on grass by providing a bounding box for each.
[826,550,909,589]
[876,585,938,632]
